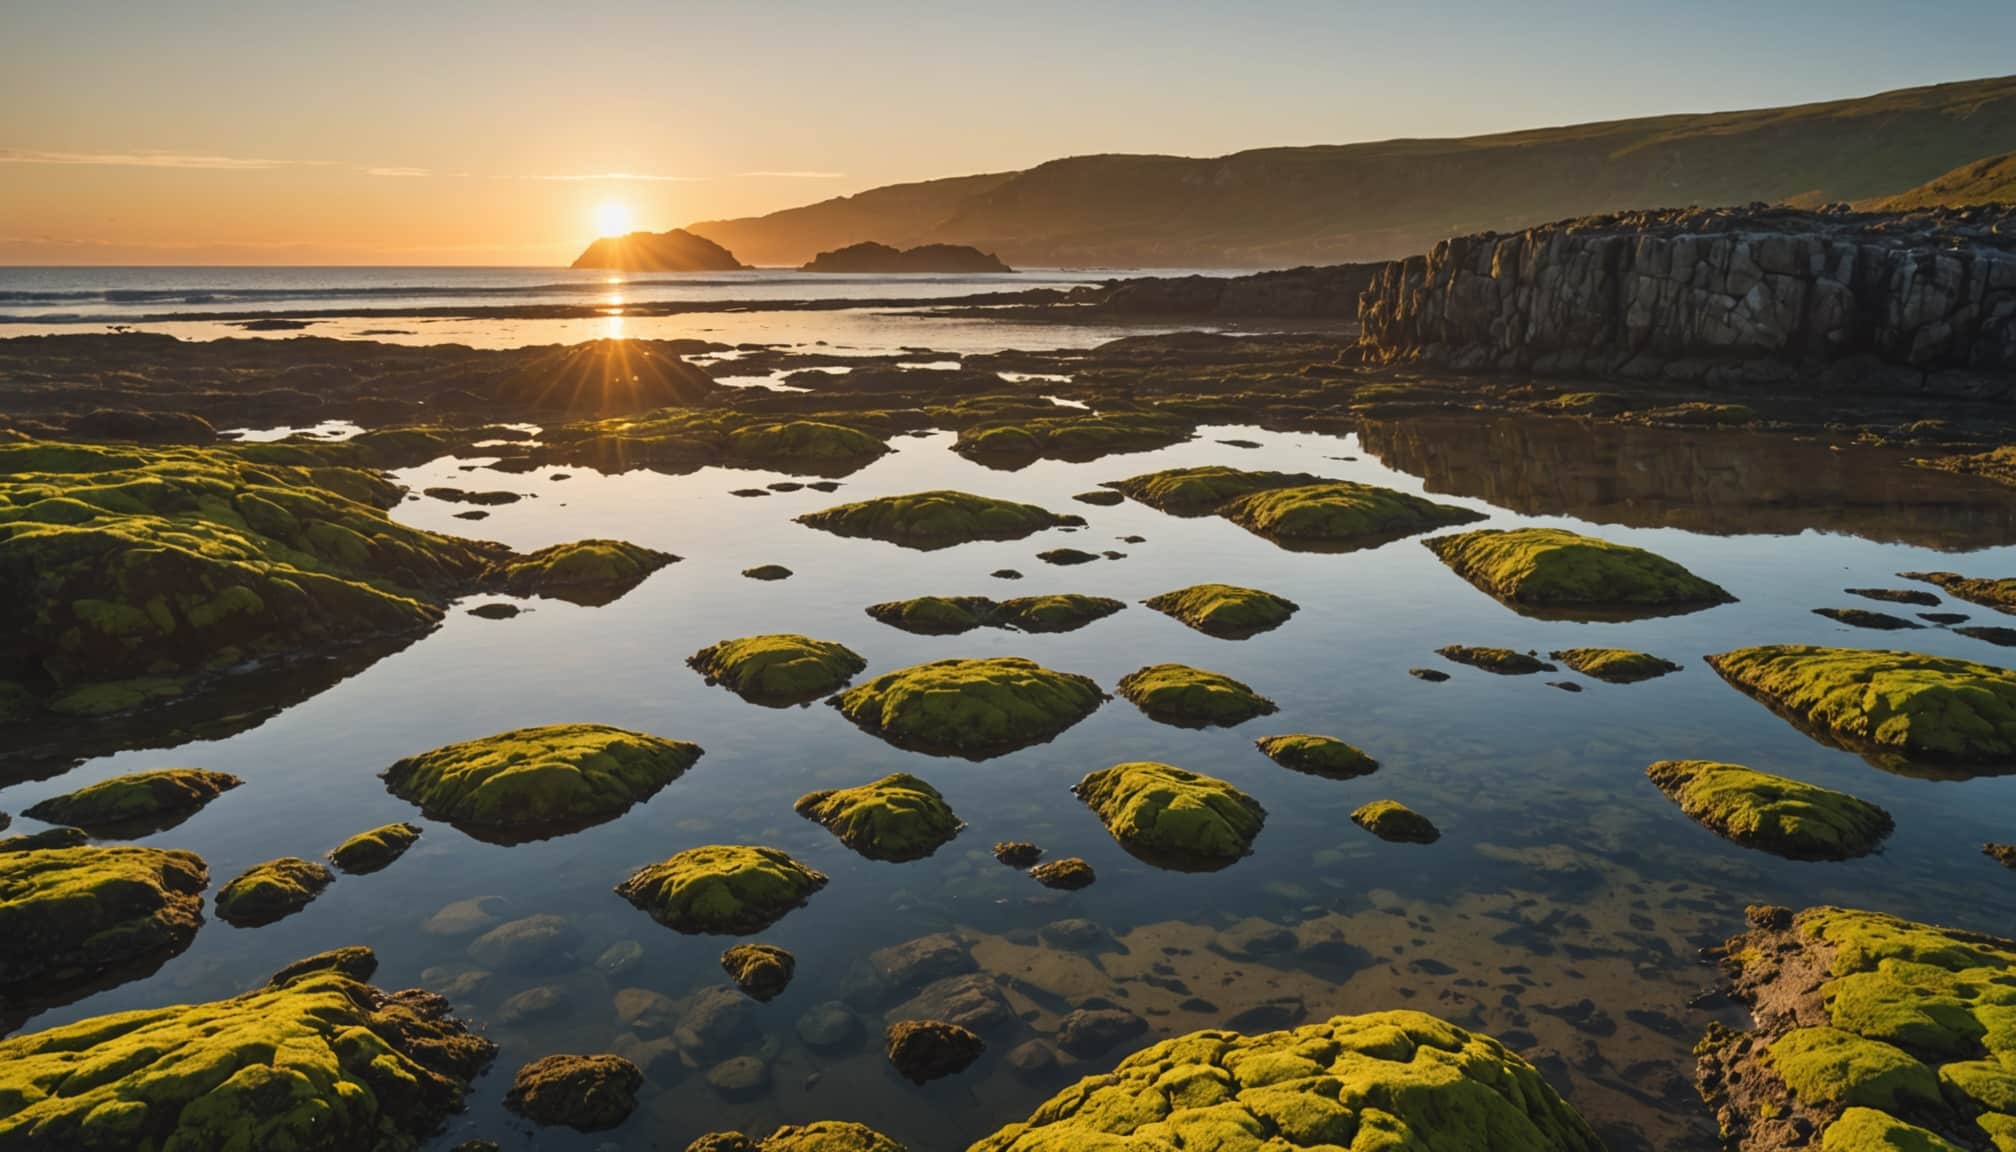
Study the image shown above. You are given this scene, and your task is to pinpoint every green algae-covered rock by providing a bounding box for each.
[1901,570,2016,614]
[1028,857,1094,890]
[833,657,1105,758]
[215,856,333,927]
[616,845,827,935]
[0,845,208,990]
[796,490,1083,550]
[1074,761,1265,865]
[384,723,702,842]
[1647,760,1892,860]
[1351,799,1440,844]
[795,773,963,862]
[23,767,240,837]
[1108,465,1331,515]
[1706,645,2016,775]
[865,595,995,635]
[328,822,423,875]
[0,966,495,1150]
[727,420,890,467]
[954,414,1190,466]
[688,634,867,705]
[1701,905,2016,1152]
[967,1009,1603,1152]
[484,538,676,606]
[1438,645,1556,675]
[1220,481,1485,550]
[1254,733,1379,779]
[1144,583,1299,639]
[504,1052,641,1131]
[995,594,1125,634]
[691,1121,908,1152]
[721,943,796,1002]
[1117,663,1278,728]
[1549,647,1683,684]
[1427,527,1733,619]
[866,594,1123,636]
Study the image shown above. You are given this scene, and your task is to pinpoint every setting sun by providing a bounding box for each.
[594,200,634,238]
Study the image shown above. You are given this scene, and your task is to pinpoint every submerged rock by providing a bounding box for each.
[468,914,579,974]
[498,984,569,1024]
[1075,761,1265,865]
[1351,800,1440,844]
[1254,733,1379,779]
[1108,465,1332,515]
[23,767,240,837]
[1814,606,1924,630]
[796,1002,864,1052]
[484,538,676,606]
[885,1019,985,1083]
[1028,857,1095,890]
[796,490,1082,550]
[722,943,796,1001]
[1144,583,1299,638]
[865,594,1122,636]
[1427,526,1733,618]
[706,1055,771,1101]
[1548,647,1682,683]
[327,821,422,874]
[1647,759,1892,860]
[0,845,207,992]
[795,773,963,861]
[1901,570,2016,613]
[993,841,1042,868]
[1057,1007,1149,1057]
[1220,481,1485,550]
[383,723,701,842]
[833,657,1105,758]
[616,845,827,935]
[215,856,333,927]
[504,1053,642,1131]
[1117,662,1278,727]
[1438,645,1556,675]
[688,634,867,705]
[742,564,793,581]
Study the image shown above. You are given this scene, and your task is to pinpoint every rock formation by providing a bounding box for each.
[800,242,1012,273]
[571,228,746,272]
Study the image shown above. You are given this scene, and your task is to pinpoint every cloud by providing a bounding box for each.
[532,171,707,183]
[742,170,846,179]
[0,148,312,170]
[366,166,430,177]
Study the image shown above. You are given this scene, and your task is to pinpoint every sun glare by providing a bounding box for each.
[595,200,633,238]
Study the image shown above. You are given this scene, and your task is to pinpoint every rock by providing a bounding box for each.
[1215,920,1298,958]
[688,1122,907,1152]
[1038,918,1113,951]
[1028,858,1095,890]
[1005,1039,1058,1080]
[1351,800,1440,844]
[1254,733,1378,779]
[504,1053,642,1131]
[1437,645,1556,675]
[572,228,746,271]
[1223,997,1308,1032]
[796,773,963,861]
[742,564,794,581]
[616,845,827,934]
[1219,481,1484,551]
[467,914,580,973]
[499,983,570,1024]
[1846,587,1942,607]
[23,768,241,837]
[1986,843,2016,869]
[1117,663,1277,727]
[802,241,1012,274]
[215,857,332,927]
[1037,547,1100,565]
[423,965,490,1000]
[1109,465,1334,515]
[674,987,760,1060]
[1545,680,1582,693]
[722,944,796,1001]
[867,594,1123,635]
[466,601,517,618]
[766,481,801,492]
[1648,759,1892,860]
[1408,667,1450,682]
[1072,489,1125,506]
[425,895,507,937]
[1922,612,1971,625]
[483,539,676,606]
[1548,648,1683,684]
[796,490,1082,550]
[267,945,378,987]
[383,723,701,842]
[1144,583,1299,638]
[833,657,1105,758]
[0,826,87,853]
[689,634,867,705]
[732,488,772,498]
[706,1055,772,1101]
[954,414,1189,464]
[1056,1008,1148,1059]
[846,933,977,1007]
[990,568,1023,580]
[796,1001,863,1052]
[1814,606,1924,630]
[327,821,422,874]
[0,845,207,992]
[1427,527,1733,619]
[1958,625,2016,647]
[1075,761,1265,864]
[885,1019,985,1083]
[424,487,521,506]
[888,973,1016,1037]
[1901,570,2016,612]
[613,986,681,1032]
[596,940,645,977]
[993,841,1043,868]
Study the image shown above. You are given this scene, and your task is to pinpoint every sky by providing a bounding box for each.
[3,0,2013,265]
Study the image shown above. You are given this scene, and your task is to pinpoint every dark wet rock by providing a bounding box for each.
[722,944,796,1001]
[1218,438,1263,448]
[1036,547,1099,565]
[1144,583,1298,639]
[1548,647,1683,684]
[215,856,332,927]
[617,845,827,935]
[844,933,977,1008]
[865,594,1123,636]
[0,845,207,992]
[1029,857,1095,890]
[1075,761,1265,864]
[1254,733,1378,779]
[424,894,506,937]
[504,1053,642,1131]
[466,601,518,618]
[742,564,793,581]
[1409,667,1451,682]
[993,841,1043,868]
[23,767,240,837]
[498,983,570,1024]
[1814,606,1924,630]
[1101,550,1126,559]
[1438,645,1555,674]
[1117,663,1277,727]
[690,634,866,705]
[1959,624,2016,647]
[1648,759,1892,860]
[1072,489,1125,506]
[327,821,421,874]
[1921,611,1971,624]
[1427,527,1732,619]
[833,657,1105,758]
[796,773,963,861]
[483,539,676,606]
[885,1019,985,1083]
[767,481,803,492]
[467,914,579,974]
[1900,570,2016,613]
[1118,534,1146,543]
[731,488,772,498]
[797,1001,864,1052]
[1057,1007,1148,1057]
[1351,800,1441,844]
[888,973,1016,1037]
[453,509,489,520]
[990,568,1024,580]
[808,481,843,492]
[1546,680,1582,692]
[425,487,521,506]
[1846,587,1942,607]
[797,490,1082,550]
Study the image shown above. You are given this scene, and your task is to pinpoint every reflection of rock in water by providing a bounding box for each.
[1358,414,2016,552]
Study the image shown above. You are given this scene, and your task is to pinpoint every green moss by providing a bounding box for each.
[995,594,1125,633]
[833,657,1105,758]
[1254,734,1379,779]
[865,595,995,635]
[1108,465,1331,515]
[796,490,1083,550]
[721,944,796,1002]
[328,822,423,875]
[23,767,240,836]
[955,414,1189,465]
[1706,645,2016,771]
[1437,645,1556,675]
[0,967,494,1150]
[1118,663,1278,727]
[866,594,1123,635]
[1549,647,1683,683]
[1902,571,2016,615]
[1647,759,1892,860]
[1075,761,1266,864]
[727,420,890,464]
[504,1053,642,1131]
[1768,1027,1942,1111]
[1144,583,1299,638]
[1220,481,1485,550]
[383,723,701,842]
[615,844,827,935]
[46,677,188,716]
[483,538,676,606]
[1817,607,1926,631]
[1427,527,1733,618]
[1028,857,1095,890]
[795,773,963,861]
[1351,800,1440,844]
[215,856,333,927]
[968,1009,1602,1151]
[1819,1108,1969,1152]
[0,845,207,990]
[688,634,867,705]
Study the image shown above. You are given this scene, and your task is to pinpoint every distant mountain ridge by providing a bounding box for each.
[572,228,745,271]
[1875,151,2016,209]
[685,75,2016,268]
[801,242,1013,273]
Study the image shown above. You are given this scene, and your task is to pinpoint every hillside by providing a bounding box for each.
[686,75,2016,268]
[1875,150,2016,209]
[801,242,1012,273]
[571,228,746,271]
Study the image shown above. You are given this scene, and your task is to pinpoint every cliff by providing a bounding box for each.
[571,228,746,272]
[800,242,1013,273]
[1355,204,2016,396]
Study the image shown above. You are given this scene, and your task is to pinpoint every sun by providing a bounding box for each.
[594,200,634,238]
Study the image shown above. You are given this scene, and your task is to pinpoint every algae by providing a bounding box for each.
[1254,733,1379,779]
[504,1053,642,1131]
[328,822,423,875]
[1075,761,1266,865]
[1144,583,1299,638]
[1647,760,1892,860]
[1220,480,1486,551]
[722,944,796,1002]
[795,773,963,861]
[483,538,675,606]
[688,634,867,706]
[833,657,1105,758]
[1438,645,1556,675]
[1351,800,1440,844]
[23,767,240,837]
[1118,663,1278,728]
[1902,571,2016,615]
[616,845,827,935]
[1027,858,1095,890]
[1427,527,1733,618]
[0,844,207,991]
[1108,465,1332,515]
[1549,647,1683,684]
[215,856,333,927]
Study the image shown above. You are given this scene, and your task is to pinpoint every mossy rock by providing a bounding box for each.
[1144,583,1299,639]
[689,1121,908,1152]
[1117,663,1278,728]
[1549,647,1682,684]
[1901,571,2016,614]
[1072,489,1125,507]
[1036,547,1099,566]
[865,595,996,636]
[503,1052,642,1131]
[796,490,1083,550]
[0,966,494,1150]
[384,723,702,842]
[215,856,333,927]
[23,767,240,837]
[1255,734,1379,779]
[328,822,423,875]
[616,845,827,935]
[1815,606,1924,630]
[867,594,1122,636]
[1351,800,1440,844]
[968,1009,1602,1151]
[721,944,796,1002]
[833,657,1105,758]
[742,564,793,581]
[1028,857,1095,890]
[0,845,208,992]
[1220,481,1485,551]
[1438,645,1556,675]
[885,1019,985,1084]
[994,594,1125,634]
[1427,527,1734,619]
[484,538,676,606]
[0,826,88,854]
[795,773,963,862]
[1706,645,2016,777]
[1075,761,1266,866]
[1647,759,1893,860]
[688,634,867,706]
[1984,843,2016,869]
[1108,465,1332,515]
[726,420,890,466]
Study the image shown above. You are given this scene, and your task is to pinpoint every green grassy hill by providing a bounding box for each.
[1874,150,2016,208]
[685,75,2016,268]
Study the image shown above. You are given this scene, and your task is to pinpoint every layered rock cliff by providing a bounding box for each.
[1356,205,2016,396]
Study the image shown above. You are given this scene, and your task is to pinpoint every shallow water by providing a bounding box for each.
[6,406,2016,1150]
